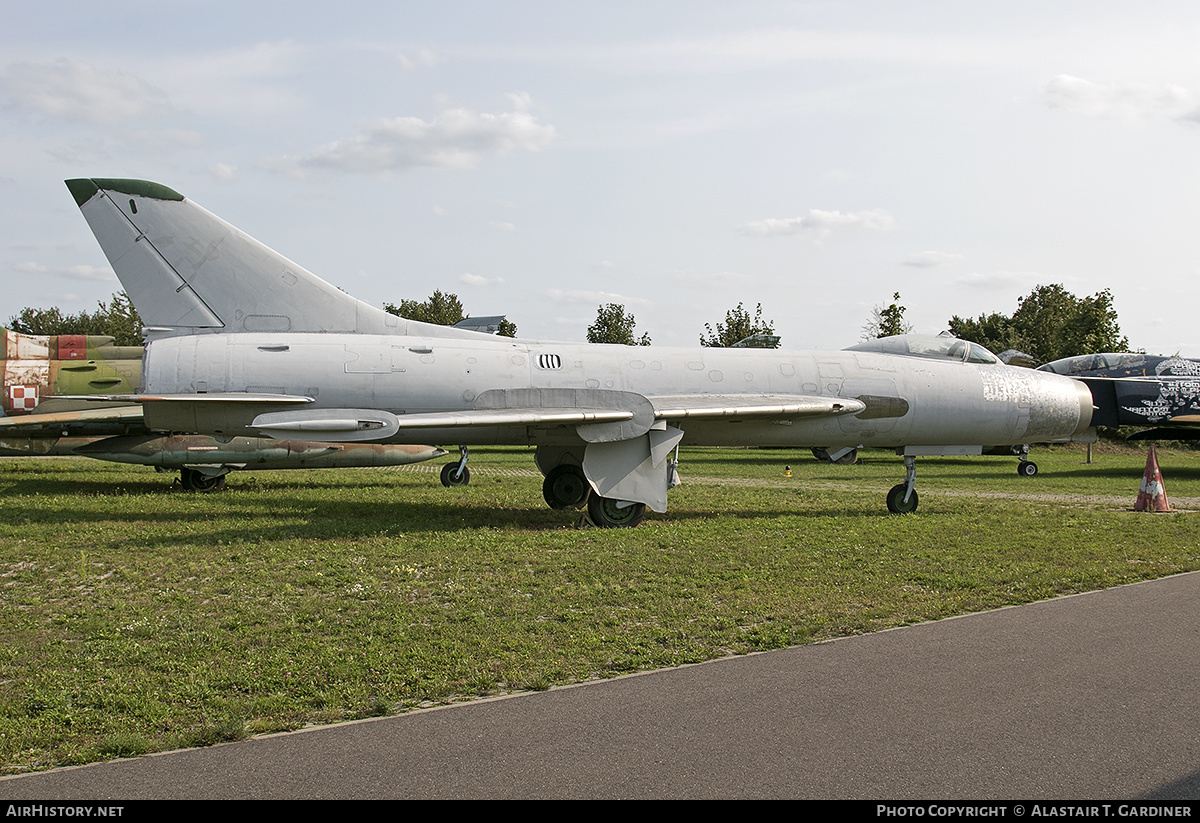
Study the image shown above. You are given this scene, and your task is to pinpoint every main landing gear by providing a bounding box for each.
[440,446,470,487]
[542,464,590,509]
[811,446,860,465]
[539,463,644,527]
[179,468,227,492]
[586,495,646,528]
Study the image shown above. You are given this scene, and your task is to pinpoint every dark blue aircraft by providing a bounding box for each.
[1038,353,1200,439]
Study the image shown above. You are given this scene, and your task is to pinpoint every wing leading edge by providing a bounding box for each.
[250,393,864,443]
[47,390,865,443]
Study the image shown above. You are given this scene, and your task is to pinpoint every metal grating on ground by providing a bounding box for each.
[380,464,542,478]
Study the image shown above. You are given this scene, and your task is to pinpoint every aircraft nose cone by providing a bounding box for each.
[1071,378,1095,435]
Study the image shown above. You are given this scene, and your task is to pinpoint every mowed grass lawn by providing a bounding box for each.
[2,444,1199,773]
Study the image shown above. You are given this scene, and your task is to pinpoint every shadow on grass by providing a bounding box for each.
[0,486,918,546]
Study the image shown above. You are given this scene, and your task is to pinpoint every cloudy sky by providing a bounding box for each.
[4,1,1200,355]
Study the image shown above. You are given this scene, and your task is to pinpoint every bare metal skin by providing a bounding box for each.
[64,178,1094,524]
[0,326,446,486]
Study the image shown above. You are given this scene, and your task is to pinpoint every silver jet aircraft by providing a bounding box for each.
[63,178,1094,526]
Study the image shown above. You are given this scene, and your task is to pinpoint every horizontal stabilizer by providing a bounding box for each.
[56,392,313,437]
[1127,427,1200,441]
[0,405,145,436]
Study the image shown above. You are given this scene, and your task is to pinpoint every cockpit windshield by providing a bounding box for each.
[1037,353,1146,375]
[845,334,1000,365]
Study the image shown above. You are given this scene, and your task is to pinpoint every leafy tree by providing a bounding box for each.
[8,292,143,346]
[587,303,651,345]
[943,311,1018,356]
[384,290,465,326]
[384,290,517,336]
[861,292,914,340]
[700,302,778,347]
[948,284,1129,363]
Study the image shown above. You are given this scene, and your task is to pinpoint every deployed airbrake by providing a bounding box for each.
[60,178,1094,524]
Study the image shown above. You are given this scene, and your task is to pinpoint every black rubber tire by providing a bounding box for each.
[440,462,470,487]
[542,464,590,509]
[586,495,646,528]
[181,468,227,493]
[886,483,918,514]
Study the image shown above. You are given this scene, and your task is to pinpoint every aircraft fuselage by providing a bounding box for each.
[142,332,1093,449]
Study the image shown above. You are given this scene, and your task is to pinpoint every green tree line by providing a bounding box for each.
[8,284,1132,363]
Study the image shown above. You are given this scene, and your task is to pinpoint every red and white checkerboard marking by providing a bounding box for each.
[8,385,39,411]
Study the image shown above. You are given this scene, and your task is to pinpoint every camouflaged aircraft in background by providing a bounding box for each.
[1038,352,1200,441]
[56,177,1096,524]
[0,327,445,490]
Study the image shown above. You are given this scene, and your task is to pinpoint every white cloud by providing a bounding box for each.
[0,60,172,124]
[397,49,438,70]
[954,271,1041,290]
[208,163,237,181]
[488,221,516,232]
[1042,74,1199,122]
[128,128,205,150]
[268,94,558,175]
[545,288,650,306]
[498,29,1030,74]
[159,41,308,117]
[740,209,896,237]
[668,268,757,287]
[432,206,449,217]
[15,261,115,281]
[904,251,964,268]
[460,273,505,287]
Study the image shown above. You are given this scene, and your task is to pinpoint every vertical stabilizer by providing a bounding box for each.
[65,178,413,336]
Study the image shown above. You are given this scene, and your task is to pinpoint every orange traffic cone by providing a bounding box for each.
[1134,444,1170,512]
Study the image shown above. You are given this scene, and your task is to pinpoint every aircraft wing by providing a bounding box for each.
[0,393,309,439]
[1166,415,1200,425]
[253,407,635,438]
[0,405,146,436]
[249,393,865,443]
[47,388,865,443]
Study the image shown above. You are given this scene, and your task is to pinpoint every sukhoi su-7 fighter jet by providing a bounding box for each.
[62,178,1094,526]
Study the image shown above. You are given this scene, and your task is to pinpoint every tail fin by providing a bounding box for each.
[66,178,438,337]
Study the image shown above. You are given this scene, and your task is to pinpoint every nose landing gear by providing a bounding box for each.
[440,446,470,487]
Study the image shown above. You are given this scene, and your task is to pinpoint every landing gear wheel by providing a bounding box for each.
[586,495,646,528]
[181,469,227,493]
[1018,461,1038,477]
[813,446,859,465]
[886,483,918,514]
[440,463,470,487]
[542,465,590,509]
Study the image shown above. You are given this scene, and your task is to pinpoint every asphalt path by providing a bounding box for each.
[4,571,1199,800]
